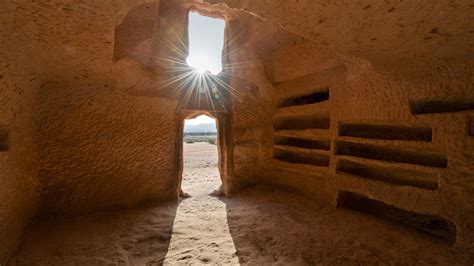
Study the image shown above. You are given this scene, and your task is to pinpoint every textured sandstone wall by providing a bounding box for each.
[0,4,49,261]
[228,69,273,190]
[25,0,278,217]
[37,79,179,215]
[32,0,189,216]
[205,0,473,67]
[221,17,280,191]
[0,54,38,264]
[211,0,474,251]
[0,58,43,263]
[256,39,474,249]
[1,0,473,261]
[0,3,282,260]
[25,0,276,213]
[0,1,175,260]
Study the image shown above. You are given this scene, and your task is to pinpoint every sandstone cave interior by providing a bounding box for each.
[1,1,474,265]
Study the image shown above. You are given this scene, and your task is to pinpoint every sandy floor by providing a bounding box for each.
[163,142,239,264]
[9,142,473,265]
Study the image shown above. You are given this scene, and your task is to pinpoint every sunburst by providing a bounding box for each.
[129,14,256,112]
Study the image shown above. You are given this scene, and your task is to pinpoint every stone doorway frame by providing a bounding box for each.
[176,109,233,197]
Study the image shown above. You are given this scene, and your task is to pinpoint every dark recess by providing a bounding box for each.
[337,191,457,243]
[339,123,432,141]
[335,141,447,168]
[274,136,330,150]
[469,116,474,136]
[273,115,330,130]
[337,159,438,190]
[410,98,474,115]
[273,147,329,167]
[0,126,8,151]
[278,87,329,108]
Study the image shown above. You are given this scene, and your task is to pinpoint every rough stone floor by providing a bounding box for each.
[10,143,473,265]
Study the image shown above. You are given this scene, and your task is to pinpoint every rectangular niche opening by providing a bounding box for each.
[273,115,330,130]
[337,191,457,243]
[277,87,329,108]
[274,136,330,150]
[273,147,329,167]
[339,123,432,141]
[337,159,438,190]
[335,141,447,168]
[0,125,8,151]
[410,98,474,115]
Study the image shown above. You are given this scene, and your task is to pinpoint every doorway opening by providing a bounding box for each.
[181,114,221,196]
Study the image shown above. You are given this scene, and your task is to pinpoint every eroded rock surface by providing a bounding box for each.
[1,0,473,263]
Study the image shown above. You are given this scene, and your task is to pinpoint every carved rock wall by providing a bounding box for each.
[258,40,474,249]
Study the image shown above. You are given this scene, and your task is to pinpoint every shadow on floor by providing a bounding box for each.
[9,202,178,265]
[219,186,473,265]
[8,186,473,265]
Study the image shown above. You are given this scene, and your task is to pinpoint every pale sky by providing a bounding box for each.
[186,12,225,75]
[185,114,216,125]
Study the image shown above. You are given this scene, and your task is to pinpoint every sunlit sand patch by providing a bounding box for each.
[164,142,239,265]
[163,196,239,265]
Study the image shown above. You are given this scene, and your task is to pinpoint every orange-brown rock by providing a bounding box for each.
[0,0,473,263]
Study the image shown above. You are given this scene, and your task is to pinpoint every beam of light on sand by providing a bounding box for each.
[163,198,239,264]
[163,141,239,264]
